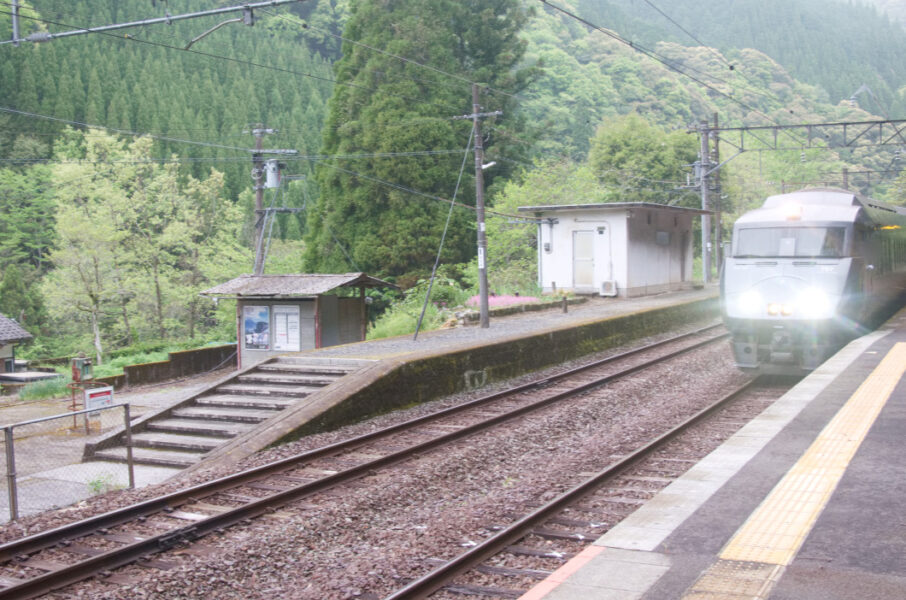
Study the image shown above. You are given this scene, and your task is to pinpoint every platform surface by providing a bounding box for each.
[521,308,906,600]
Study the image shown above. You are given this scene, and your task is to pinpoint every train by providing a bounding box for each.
[720,187,906,374]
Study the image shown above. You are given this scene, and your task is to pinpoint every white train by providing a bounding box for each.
[721,188,906,374]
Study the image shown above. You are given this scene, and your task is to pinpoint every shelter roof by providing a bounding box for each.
[0,313,32,344]
[517,202,712,216]
[200,273,397,299]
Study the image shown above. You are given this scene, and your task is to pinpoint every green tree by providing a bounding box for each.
[304,0,535,283]
[482,160,603,291]
[0,264,46,332]
[587,114,698,205]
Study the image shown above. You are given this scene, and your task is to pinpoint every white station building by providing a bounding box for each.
[518,203,710,298]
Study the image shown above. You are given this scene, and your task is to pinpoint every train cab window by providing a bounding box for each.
[735,226,846,258]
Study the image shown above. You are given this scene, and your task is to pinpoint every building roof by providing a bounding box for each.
[200,273,398,299]
[0,313,32,344]
[517,202,712,216]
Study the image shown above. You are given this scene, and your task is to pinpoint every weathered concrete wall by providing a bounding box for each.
[90,344,236,389]
[276,296,718,444]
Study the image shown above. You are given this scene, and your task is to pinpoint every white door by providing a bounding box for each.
[573,230,595,289]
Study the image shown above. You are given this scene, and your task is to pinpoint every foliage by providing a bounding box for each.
[304,0,537,281]
[17,376,68,402]
[367,273,469,339]
[587,0,906,116]
[477,159,603,292]
[588,114,699,205]
[38,130,248,363]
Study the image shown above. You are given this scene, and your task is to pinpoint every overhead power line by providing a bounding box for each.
[0,7,463,115]
[1,0,303,45]
[536,0,804,134]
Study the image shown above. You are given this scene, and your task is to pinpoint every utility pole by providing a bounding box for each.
[473,84,490,329]
[245,126,297,275]
[712,113,722,274]
[10,0,19,47]
[699,120,712,284]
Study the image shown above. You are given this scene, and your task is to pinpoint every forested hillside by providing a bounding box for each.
[1,0,905,359]
[597,0,906,116]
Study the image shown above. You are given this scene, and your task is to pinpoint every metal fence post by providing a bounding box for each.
[5,426,18,521]
[123,404,135,490]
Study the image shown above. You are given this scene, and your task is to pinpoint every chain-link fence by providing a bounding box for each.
[1,403,134,522]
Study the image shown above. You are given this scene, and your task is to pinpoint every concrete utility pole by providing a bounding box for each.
[10,0,19,47]
[246,126,297,275]
[712,113,722,274]
[699,120,712,285]
[473,84,490,329]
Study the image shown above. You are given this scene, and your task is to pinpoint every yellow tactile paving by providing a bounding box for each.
[682,342,906,599]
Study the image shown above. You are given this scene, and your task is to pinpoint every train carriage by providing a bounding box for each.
[720,188,906,374]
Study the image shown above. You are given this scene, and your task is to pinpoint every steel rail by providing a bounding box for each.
[0,324,721,560]
[382,378,760,600]
[0,327,726,599]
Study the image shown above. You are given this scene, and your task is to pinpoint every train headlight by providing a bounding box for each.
[737,290,764,316]
[797,287,833,319]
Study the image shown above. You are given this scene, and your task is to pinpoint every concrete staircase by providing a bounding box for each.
[86,356,374,469]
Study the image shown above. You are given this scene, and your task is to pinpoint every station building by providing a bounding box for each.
[518,203,709,298]
[201,273,395,369]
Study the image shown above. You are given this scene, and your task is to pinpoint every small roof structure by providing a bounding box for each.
[200,273,397,300]
[0,313,32,344]
[517,202,712,216]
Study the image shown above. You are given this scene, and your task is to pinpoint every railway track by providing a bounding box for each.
[383,379,783,599]
[0,325,729,599]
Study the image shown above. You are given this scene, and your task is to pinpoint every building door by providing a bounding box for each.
[573,230,595,289]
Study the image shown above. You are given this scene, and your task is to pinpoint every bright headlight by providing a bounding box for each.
[737,290,764,316]
[796,287,834,319]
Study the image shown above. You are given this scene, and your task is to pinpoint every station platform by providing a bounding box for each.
[521,307,906,599]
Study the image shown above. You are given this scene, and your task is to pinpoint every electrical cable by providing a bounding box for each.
[414,122,476,341]
[0,7,464,115]
[537,0,810,147]
[638,0,782,104]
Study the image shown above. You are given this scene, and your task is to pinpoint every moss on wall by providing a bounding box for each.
[276,297,718,443]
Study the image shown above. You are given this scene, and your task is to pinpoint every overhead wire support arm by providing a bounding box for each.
[3,0,303,45]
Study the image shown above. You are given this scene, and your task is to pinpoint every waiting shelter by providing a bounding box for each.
[518,203,710,298]
[201,273,396,368]
[0,313,31,374]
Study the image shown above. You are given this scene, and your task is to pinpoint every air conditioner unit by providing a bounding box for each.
[600,280,617,297]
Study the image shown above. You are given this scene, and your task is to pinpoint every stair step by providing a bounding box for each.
[195,394,298,410]
[239,373,337,386]
[93,446,203,468]
[131,432,225,452]
[256,363,358,376]
[272,357,374,369]
[172,406,279,423]
[147,418,253,437]
[215,383,318,397]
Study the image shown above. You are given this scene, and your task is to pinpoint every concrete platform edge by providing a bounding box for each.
[187,297,718,474]
[519,324,894,600]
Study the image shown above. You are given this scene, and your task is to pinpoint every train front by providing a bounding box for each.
[721,196,862,374]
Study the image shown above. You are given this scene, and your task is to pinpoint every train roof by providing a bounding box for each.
[736,187,906,227]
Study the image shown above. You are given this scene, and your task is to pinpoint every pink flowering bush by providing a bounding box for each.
[467,294,539,308]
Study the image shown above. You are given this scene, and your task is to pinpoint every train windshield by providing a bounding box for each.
[735,226,846,258]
